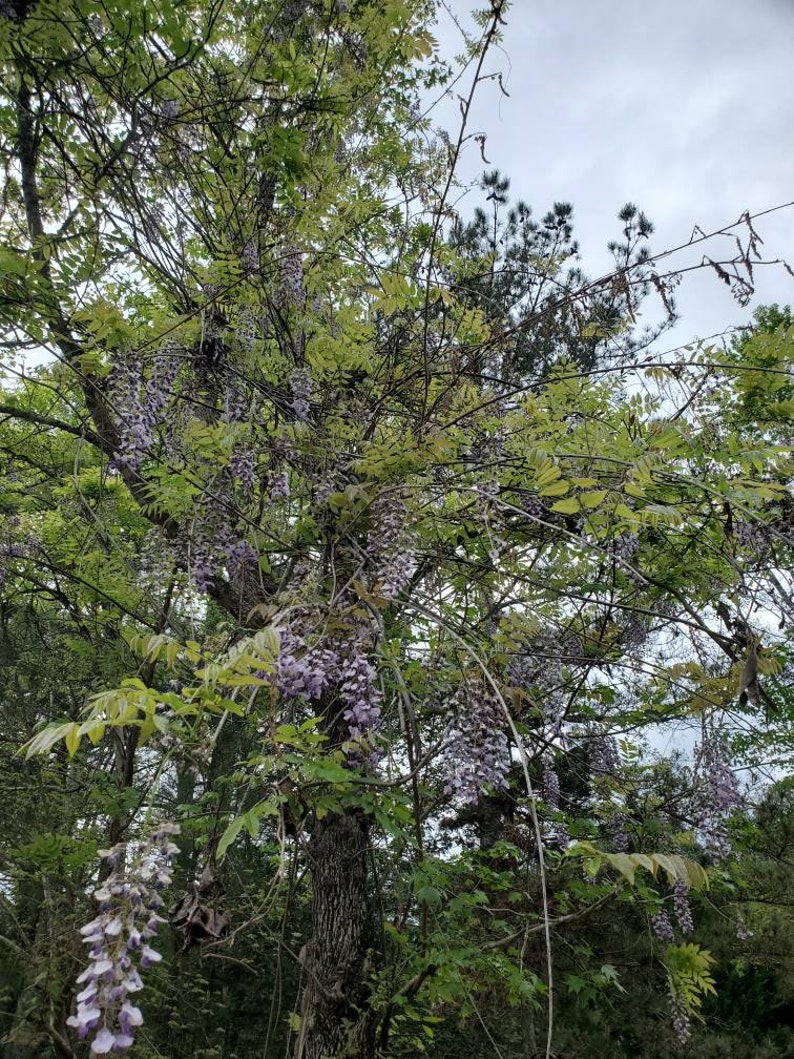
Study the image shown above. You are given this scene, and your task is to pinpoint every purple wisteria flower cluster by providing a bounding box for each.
[67,824,180,1054]
[673,881,694,935]
[650,909,675,944]
[338,647,382,738]
[541,755,570,847]
[107,346,181,472]
[542,757,560,809]
[670,992,692,1046]
[107,354,147,472]
[241,239,259,275]
[278,249,306,309]
[222,376,248,422]
[190,512,223,593]
[734,519,771,559]
[507,630,581,702]
[184,484,259,592]
[441,681,511,805]
[226,539,258,580]
[612,531,639,560]
[273,623,383,745]
[589,732,621,776]
[289,365,312,422]
[230,448,256,490]
[698,726,742,857]
[368,491,416,600]
[235,307,258,351]
[275,624,339,701]
[269,469,290,502]
[610,813,629,853]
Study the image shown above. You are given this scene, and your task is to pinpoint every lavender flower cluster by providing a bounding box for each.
[441,682,511,805]
[222,377,248,422]
[515,490,545,520]
[698,727,742,857]
[611,813,629,853]
[235,308,258,351]
[734,519,770,558]
[241,239,259,276]
[187,511,226,593]
[276,625,339,701]
[269,469,290,502]
[589,733,621,776]
[230,448,256,491]
[508,631,581,701]
[670,993,692,1046]
[542,758,560,809]
[368,491,416,600]
[226,539,258,580]
[338,647,383,738]
[650,909,675,943]
[289,365,312,422]
[107,347,180,472]
[0,530,29,594]
[541,756,571,847]
[278,249,306,309]
[107,354,147,472]
[673,881,694,935]
[612,531,639,560]
[67,824,180,1054]
[274,624,383,744]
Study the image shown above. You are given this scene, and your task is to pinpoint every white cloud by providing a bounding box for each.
[436,0,794,342]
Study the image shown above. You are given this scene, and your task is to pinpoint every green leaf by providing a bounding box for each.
[550,497,581,514]
[539,480,570,497]
[605,852,636,884]
[64,724,81,757]
[580,489,608,508]
[217,816,246,859]
[415,885,442,907]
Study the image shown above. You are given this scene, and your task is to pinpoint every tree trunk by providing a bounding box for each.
[296,809,376,1059]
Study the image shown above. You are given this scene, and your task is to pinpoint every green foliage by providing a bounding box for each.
[664,943,717,1018]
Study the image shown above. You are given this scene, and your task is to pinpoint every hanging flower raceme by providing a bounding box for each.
[542,757,561,809]
[289,365,312,422]
[698,726,742,857]
[230,448,256,491]
[67,824,180,1054]
[650,909,675,943]
[278,250,307,309]
[670,992,692,1046]
[368,490,416,601]
[269,469,290,502]
[673,880,694,935]
[275,624,340,701]
[272,623,383,746]
[610,813,629,853]
[589,732,621,776]
[107,353,149,472]
[338,647,382,739]
[441,680,511,806]
[107,345,181,473]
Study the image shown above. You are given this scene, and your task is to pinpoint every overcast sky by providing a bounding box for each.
[436,0,794,349]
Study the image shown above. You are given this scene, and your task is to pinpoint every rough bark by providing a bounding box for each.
[296,809,376,1059]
